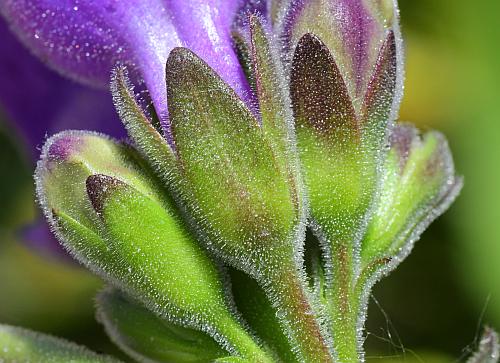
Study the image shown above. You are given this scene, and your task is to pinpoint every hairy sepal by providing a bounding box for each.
[249,14,307,267]
[111,66,178,181]
[354,124,462,354]
[291,32,367,247]
[85,174,268,359]
[166,46,302,278]
[280,0,403,114]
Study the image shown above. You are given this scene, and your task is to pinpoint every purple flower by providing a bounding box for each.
[0,0,251,137]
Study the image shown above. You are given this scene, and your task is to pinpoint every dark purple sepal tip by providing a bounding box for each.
[290,32,357,136]
[86,174,124,216]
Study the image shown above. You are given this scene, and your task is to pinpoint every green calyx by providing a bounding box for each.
[113,17,306,276]
[282,0,399,109]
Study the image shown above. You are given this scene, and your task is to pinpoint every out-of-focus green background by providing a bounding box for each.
[0,0,499,361]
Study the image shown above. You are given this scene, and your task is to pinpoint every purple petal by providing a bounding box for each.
[0,0,251,134]
[166,1,251,104]
[0,17,125,158]
[0,0,177,129]
[0,18,123,262]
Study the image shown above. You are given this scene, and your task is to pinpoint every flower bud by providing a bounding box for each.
[361,124,462,267]
[350,125,462,358]
[289,12,399,249]
[282,0,402,108]
[35,131,153,269]
[36,131,270,361]
[287,3,406,360]
[287,1,403,249]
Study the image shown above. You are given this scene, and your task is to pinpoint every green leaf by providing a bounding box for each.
[96,287,228,363]
[290,33,357,136]
[231,31,255,94]
[0,324,121,362]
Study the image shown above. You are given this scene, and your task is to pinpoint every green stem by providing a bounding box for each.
[266,265,334,363]
[326,243,361,363]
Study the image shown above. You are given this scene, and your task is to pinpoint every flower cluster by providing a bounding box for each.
[0,1,490,363]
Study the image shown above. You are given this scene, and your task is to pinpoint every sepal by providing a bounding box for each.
[111,66,177,173]
[166,45,303,276]
[290,32,367,244]
[288,21,402,361]
[280,0,402,108]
